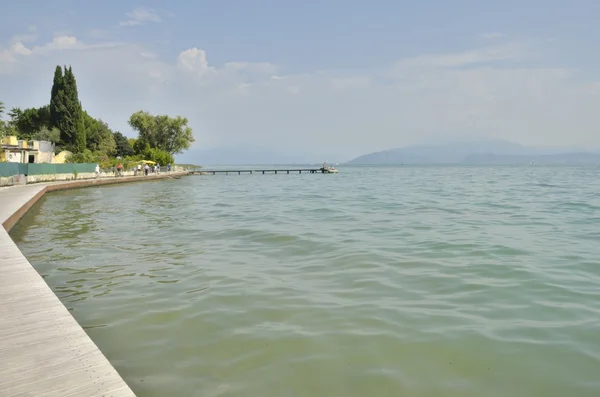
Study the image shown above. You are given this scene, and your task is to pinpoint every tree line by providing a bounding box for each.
[0,65,195,167]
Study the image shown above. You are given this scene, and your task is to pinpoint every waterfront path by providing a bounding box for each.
[0,173,185,396]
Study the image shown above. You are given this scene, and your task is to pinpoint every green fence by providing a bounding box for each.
[0,163,28,177]
[0,163,97,177]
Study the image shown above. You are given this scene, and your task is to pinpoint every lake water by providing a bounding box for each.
[10,165,600,397]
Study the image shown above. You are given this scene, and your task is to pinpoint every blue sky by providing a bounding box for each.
[2,0,600,163]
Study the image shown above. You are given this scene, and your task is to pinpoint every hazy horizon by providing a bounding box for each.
[176,138,600,165]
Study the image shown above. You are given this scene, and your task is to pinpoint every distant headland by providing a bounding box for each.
[345,139,600,166]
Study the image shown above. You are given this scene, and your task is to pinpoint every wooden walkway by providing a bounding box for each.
[0,183,138,396]
[192,168,333,175]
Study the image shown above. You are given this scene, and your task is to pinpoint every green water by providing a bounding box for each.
[10,165,600,397]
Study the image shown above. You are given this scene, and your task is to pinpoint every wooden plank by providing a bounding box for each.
[194,168,327,174]
[0,182,137,396]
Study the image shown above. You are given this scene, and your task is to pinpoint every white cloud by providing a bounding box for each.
[11,42,32,56]
[0,35,123,73]
[1,32,600,162]
[177,48,213,76]
[39,35,78,51]
[392,42,526,72]
[119,7,161,27]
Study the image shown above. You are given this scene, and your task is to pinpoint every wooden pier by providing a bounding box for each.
[191,168,333,175]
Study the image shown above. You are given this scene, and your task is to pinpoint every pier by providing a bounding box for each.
[191,168,335,175]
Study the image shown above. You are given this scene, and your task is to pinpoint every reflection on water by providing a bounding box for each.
[10,166,600,397]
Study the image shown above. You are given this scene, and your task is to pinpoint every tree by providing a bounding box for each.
[113,131,135,157]
[7,107,23,138]
[83,112,115,155]
[138,142,174,165]
[33,126,61,143]
[1,104,60,145]
[1,106,19,137]
[49,66,65,131]
[10,106,51,139]
[50,65,86,152]
[132,136,146,155]
[128,110,195,155]
[64,67,86,152]
[128,137,137,149]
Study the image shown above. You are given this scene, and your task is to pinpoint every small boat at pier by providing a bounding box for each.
[320,162,339,173]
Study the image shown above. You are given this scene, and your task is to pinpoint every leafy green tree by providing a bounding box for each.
[10,106,51,139]
[128,110,195,155]
[83,112,115,155]
[6,107,24,138]
[138,142,174,165]
[133,136,146,155]
[113,131,135,157]
[33,126,61,143]
[8,107,22,123]
[128,137,137,149]
[36,105,51,129]
[66,149,97,164]
[6,66,193,165]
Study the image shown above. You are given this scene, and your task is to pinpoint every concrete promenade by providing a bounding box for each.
[0,172,186,396]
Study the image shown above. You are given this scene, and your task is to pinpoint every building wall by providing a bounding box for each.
[5,152,22,163]
[38,141,54,153]
[36,151,54,163]
[1,137,55,164]
[1,136,18,146]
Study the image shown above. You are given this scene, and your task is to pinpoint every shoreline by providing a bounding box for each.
[0,171,187,396]
[2,172,187,231]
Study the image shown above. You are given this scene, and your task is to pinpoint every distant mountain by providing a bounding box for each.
[346,139,600,165]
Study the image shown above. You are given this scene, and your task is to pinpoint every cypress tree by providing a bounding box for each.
[65,66,86,152]
[55,66,86,152]
[49,66,65,133]
[58,65,74,147]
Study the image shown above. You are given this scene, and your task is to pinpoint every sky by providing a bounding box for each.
[1,0,600,163]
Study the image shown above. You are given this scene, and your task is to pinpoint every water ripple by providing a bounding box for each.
[10,165,600,397]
